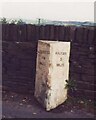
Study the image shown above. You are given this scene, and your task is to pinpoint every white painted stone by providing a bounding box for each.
[34,40,70,111]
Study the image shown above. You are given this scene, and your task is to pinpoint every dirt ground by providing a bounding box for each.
[2,90,95,118]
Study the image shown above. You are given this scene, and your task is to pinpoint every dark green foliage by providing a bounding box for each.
[65,79,77,91]
[17,19,25,24]
[0,17,8,24]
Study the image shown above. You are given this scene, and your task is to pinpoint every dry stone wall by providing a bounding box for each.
[2,24,96,100]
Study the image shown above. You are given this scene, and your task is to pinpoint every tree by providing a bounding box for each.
[17,19,25,24]
[0,17,8,24]
[10,19,17,24]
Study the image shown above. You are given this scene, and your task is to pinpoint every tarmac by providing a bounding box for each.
[2,90,95,119]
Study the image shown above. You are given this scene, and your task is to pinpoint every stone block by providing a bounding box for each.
[34,40,70,111]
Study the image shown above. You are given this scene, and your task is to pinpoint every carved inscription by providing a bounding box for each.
[38,50,50,54]
[38,51,67,67]
[55,52,67,67]
[55,52,67,55]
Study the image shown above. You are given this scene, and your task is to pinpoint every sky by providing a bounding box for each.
[0,0,95,22]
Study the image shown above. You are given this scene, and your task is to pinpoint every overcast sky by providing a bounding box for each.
[0,0,95,22]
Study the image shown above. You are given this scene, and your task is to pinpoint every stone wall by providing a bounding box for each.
[2,24,96,100]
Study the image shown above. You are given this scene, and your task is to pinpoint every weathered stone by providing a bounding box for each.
[34,40,70,111]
